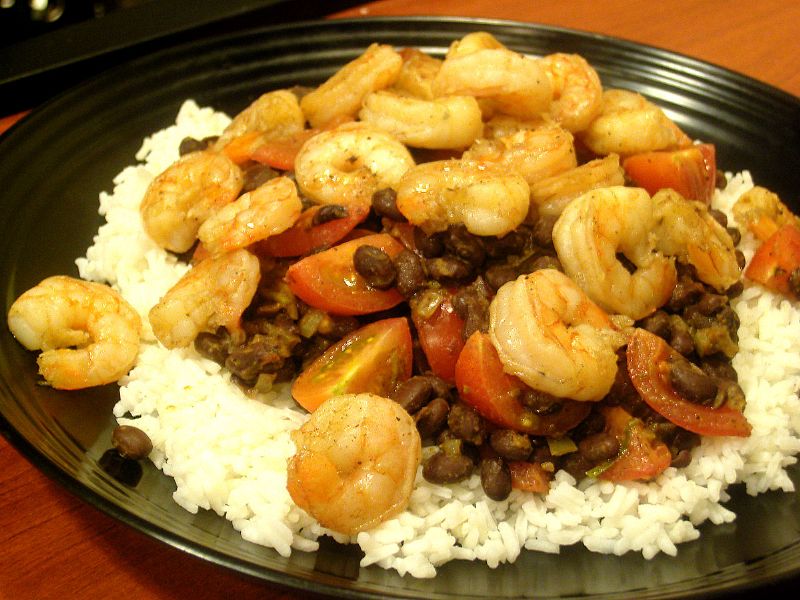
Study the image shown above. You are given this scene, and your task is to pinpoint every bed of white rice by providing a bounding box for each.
[75,100,800,578]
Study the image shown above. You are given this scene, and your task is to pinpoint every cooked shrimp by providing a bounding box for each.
[531,154,625,218]
[293,123,415,207]
[140,150,243,253]
[481,114,548,139]
[7,276,141,390]
[148,249,260,349]
[197,176,302,256]
[463,122,577,185]
[538,53,603,133]
[395,158,530,237]
[300,43,403,128]
[392,47,442,100]
[552,186,677,320]
[286,393,421,536]
[432,37,552,120]
[579,89,692,156]
[212,89,305,151]
[359,90,483,149]
[488,270,625,402]
[652,189,741,292]
[732,185,800,239]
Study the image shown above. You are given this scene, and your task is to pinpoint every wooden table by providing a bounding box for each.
[1,1,798,598]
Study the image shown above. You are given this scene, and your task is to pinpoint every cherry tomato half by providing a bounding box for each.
[745,223,800,298]
[411,293,465,383]
[623,143,716,204]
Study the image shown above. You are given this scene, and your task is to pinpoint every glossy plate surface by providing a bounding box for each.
[1,17,799,600]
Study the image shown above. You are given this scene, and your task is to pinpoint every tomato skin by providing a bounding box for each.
[255,204,369,258]
[745,223,800,297]
[291,317,413,412]
[596,406,672,482]
[454,332,591,436]
[622,143,716,204]
[285,233,405,316]
[508,461,551,493]
[412,294,465,383]
[626,328,752,437]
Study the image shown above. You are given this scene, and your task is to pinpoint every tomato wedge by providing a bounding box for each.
[593,405,672,482]
[291,317,413,412]
[411,293,465,383]
[745,223,800,298]
[508,461,551,493]
[285,233,405,316]
[454,331,591,436]
[255,204,369,258]
[622,143,716,204]
[626,328,751,437]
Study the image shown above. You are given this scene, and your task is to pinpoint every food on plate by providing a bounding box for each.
[7,31,800,578]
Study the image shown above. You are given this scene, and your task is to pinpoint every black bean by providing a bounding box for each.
[425,256,473,281]
[560,452,593,480]
[414,228,445,257]
[700,357,738,382]
[391,376,434,414]
[517,253,562,274]
[531,214,558,246]
[670,449,693,468]
[452,278,492,339]
[447,402,485,445]
[725,280,744,299]
[689,293,728,316]
[241,163,279,192]
[225,336,281,383]
[726,226,742,246]
[312,204,348,225]
[640,310,671,340]
[489,429,532,461]
[415,397,450,439]
[444,225,486,267]
[669,317,695,356]
[667,275,705,311]
[577,432,619,463]
[178,136,215,156]
[520,388,562,416]
[484,229,531,258]
[111,425,153,460]
[393,249,426,297]
[735,249,747,270]
[371,187,405,221]
[667,355,718,403]
[715,379,746,411]
[480,457,512,501]
[422,449,474,484]
[353,245,397,289]
[485,263,518,291]
[715,170,728,189]
[708,208,728,228]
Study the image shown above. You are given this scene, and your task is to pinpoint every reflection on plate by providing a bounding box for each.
[1,17,800,600]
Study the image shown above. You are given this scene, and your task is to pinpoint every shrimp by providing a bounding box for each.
[293,123,415,207]
[538,53,603,133]
[140,150,243,253]
[530,154,625,218]
[358,90,483,149]
[652,189,741,292]
[286,393,421,536]
[552,186,677,320]
[197,176,302,256]
[732,185,800,239]
[300,43,403,128]
[463,122,577,185]
[391,47,442,100]
[432,34,552,120]
[579,89,692,156]
[148,248,260,349]
[212,89,305,151]
[7,276,141,390]
[488,270,625,402]
[394,158,530,237]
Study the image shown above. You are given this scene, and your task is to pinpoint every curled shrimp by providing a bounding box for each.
[552,186,677,320]
[392,47,442,100]
[197,176,302,256]
[394,158,530,237]
[579,89,692,156]
[300,43,403,129]
[538,53,603,133]
[531,154,625,218]
[488,270,625,402]
[359,90,483,149]
[432,33,552,120]
[140,150,243,253]
[293,123,415,207]
[286,392,421,536]
[732,185,800,240]
[148,249,260,349]
[652,189,741,292]
[7,276,141,390]
[212,89,305,151]
[463,122,577,185]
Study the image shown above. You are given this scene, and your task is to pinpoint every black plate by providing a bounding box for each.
[1,17,800,600]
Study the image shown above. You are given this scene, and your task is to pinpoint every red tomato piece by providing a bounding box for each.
[412,294,465,383]
[508,461,551,493]
[454,332,591,436]
[291,317,413,412]
[626,328,752,437]
[595,405,672,482]
[285,233,405,315]
[745,223,800,297]
[622,143,716,204]
[255,204,369,258]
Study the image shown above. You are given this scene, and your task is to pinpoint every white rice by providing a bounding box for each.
[76,100,800,578]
